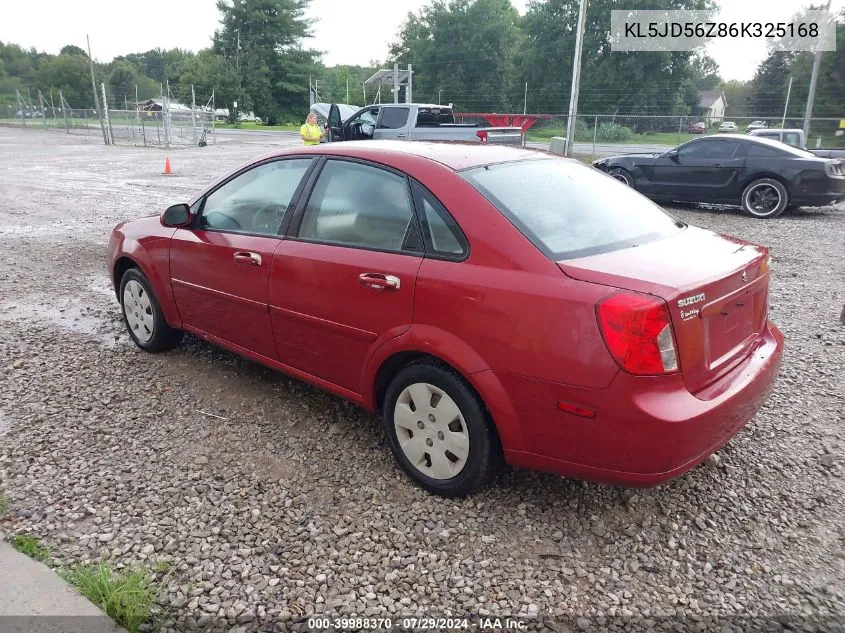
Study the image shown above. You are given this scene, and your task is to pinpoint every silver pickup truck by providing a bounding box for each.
[748,128,845,159]
[325,103,524,145]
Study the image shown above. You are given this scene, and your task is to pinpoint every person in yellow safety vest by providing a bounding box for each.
[300,113,326,145]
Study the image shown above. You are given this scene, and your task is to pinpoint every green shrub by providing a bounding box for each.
[596,122,636,142]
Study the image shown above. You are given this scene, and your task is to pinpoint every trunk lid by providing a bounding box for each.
[558,226,770,394]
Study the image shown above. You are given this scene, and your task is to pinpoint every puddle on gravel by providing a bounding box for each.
[0,300,124,348]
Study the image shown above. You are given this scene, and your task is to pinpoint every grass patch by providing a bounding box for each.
[61,563,159,633]
[10,534,51,563]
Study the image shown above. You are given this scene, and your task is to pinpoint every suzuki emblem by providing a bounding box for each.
[741,270,748,283]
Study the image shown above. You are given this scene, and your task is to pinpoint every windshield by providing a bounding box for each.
[462,159,684,260]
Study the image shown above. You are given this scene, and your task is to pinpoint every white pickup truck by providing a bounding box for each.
[325,103,524,146]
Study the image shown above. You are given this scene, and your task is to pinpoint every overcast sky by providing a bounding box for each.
[1,0,842,82]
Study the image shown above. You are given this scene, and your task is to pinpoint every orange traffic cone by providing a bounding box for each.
[163,156,172,175]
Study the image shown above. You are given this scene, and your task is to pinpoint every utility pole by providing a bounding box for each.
[235,29,241,121]
[393,63,399,104]
[781,77,793,129]
[86,35,109,145]
[803,0,831,138]
[407,64,413,103]
[523,82,528,115]
[565,0,588,156]
[438,89,443,105]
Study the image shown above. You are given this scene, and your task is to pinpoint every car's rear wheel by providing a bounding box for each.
[119,268,183,352]
[382,361,502,497]
[609,168,634,187]
[741,178,789,219]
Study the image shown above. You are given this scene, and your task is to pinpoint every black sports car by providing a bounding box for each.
[592,135,845,219]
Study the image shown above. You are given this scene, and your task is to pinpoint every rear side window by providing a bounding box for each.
[746,144,782,157]
[410,181,467,258]
[377,108,410,130]
[783,132,802,147]
[462,159,683,260]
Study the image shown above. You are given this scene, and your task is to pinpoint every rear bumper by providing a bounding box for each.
[486,321,784,486]
[791,191,845,207]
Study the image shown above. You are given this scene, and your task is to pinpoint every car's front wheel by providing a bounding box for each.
[119,268,183,352]
[741,178,789,219]
[608,167,634,187]
[382,361,502,497]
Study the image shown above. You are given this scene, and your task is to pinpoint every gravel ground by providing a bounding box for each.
[0,127,844,632]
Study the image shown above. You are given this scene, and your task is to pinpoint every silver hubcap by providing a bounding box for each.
[394,383,470,480]
[746,183,782,215]
[612,171,630,186]
[123,280,154,343]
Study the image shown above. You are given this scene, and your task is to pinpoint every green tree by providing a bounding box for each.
[59,44,87,57]
[37,53,93,108]
[108,60,137,104]
[390,0,523,112]
[520,0,714,115]
[746,50,796,118]
[213,0,318,123]
[178,50,239,108]
[720,79,751,117]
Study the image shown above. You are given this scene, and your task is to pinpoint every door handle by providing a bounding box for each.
[396,134,408,139]
[358,273,400,291]
[233,251,262,267]
[714,164,724,169]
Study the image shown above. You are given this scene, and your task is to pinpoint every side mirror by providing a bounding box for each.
[161,203,192,227]
[667,150,680,162]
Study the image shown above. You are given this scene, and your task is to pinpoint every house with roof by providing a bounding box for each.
[697,90,727,125]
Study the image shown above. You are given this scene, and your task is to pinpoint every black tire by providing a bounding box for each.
[741,178,789,219]
[118,268,183,352]
[608,167,634,187]
[382,360,503,497]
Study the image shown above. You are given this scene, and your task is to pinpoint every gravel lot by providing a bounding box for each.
[0,126,843,632]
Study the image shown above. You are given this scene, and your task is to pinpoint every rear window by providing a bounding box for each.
[462,159,684,260]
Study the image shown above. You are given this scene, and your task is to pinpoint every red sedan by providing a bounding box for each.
[108,141,783,497]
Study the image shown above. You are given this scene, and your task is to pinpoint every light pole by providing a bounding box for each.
[565,0,588,156]
[438,89,443,105]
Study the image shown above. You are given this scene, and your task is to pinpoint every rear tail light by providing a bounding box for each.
[825,161,844,177]
[596,292,679,375]
[476,130,488,143]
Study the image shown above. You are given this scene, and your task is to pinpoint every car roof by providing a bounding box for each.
[272,140,550,171]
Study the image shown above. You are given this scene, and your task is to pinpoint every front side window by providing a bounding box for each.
[377,107,410,130]
[298,160,417,252]
[350,108,379,127]
[200,159,313,235]
[462,159,683,260]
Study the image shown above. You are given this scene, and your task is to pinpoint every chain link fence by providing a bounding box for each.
[4,94,843,154]
[456,113,845,155]
[1,83,219,147]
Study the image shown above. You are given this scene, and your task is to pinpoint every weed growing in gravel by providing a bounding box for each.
[9,534,51,563]
[61,563,159,633]
[0,490,7,517]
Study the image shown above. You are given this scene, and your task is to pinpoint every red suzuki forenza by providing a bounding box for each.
[108,141,783,497]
